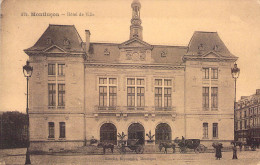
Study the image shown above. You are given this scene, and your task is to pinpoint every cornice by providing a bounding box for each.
[24,50,85,57]
[84,62,185,70]
[182,55,238,62]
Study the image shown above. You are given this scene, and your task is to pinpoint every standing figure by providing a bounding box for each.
[213,143,223,160]
[232,144,238,159]
[239,143,243,151]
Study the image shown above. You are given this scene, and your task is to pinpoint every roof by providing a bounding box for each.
[24,24,237,64]
[238,90,260,102]
[87,43,121,63]
[186,31,236,58]
[87,42,187,65]
[25,24,84,53]
[236,90,260,109]
[151,45,187,65]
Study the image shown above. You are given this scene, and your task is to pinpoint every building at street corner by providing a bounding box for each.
[24,0,238,152]
[235,89,260,143]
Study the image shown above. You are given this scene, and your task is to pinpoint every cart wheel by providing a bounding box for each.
[179,146,186,153]
[195,145,201,153]
[195,147,199,153]
[135,145,144,154]
[196,144,206,153]
[200,144,206,153]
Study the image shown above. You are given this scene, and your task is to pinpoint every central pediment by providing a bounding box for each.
[43,45,67,53]
[201,51,222,58]
[118,38,153,63]
[119,38,153,49]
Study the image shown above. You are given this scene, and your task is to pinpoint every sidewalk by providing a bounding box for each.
[1,148,260,165]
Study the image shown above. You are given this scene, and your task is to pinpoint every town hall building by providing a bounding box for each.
[25,0,238,152]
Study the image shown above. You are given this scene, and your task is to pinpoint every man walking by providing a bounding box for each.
[232,144,238,159]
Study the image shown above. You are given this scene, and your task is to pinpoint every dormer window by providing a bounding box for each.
[46,38,52,45]
[63,39,70,46]
[213,45,219,51]
[161,51,167,57]
[198,44,204,51]
[104,48,110,56]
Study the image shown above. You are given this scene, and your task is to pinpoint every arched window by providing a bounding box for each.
[155,123,171,143]
[100,123,117,144]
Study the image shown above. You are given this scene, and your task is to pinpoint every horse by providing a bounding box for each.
[97,142,114,154]
[158,142,176,154]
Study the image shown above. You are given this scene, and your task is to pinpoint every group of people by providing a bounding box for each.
[212,142,238,160]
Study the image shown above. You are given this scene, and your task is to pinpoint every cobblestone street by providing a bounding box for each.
[0,148,260,165]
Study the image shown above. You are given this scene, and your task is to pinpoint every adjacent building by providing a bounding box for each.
[24,0,238,152]
[235,89,260,143]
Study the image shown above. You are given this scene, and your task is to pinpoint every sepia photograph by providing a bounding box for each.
[0,0,260,164]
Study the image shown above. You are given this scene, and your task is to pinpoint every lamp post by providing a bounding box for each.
[231,63,240,142]
[23,60,33,165]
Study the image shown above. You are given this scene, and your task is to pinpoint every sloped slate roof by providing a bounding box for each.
[87,42,187,65]
[87,43,121,62]
[25,24,84,53]
[25,24,237,64]
[186,31,236,57]
[151,45,187,65]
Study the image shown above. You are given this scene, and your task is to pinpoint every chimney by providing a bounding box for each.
[256,89,260,95]
[85,30,91,53]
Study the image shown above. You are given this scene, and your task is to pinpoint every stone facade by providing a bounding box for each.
[235,89,260,143]
[25,0,238,152]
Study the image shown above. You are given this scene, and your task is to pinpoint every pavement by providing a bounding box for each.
[0,148,260,165]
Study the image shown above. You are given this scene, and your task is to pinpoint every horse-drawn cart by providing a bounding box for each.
[158,138,207,154]
[118,139,144,154]
[174,138,206,153]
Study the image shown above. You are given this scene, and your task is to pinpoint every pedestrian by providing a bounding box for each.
[213,143,223,160]
[232,144,238,159]
[239,143,242,151]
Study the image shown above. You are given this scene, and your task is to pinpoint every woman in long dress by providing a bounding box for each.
[215,144,223,160]
[212,143,223,160]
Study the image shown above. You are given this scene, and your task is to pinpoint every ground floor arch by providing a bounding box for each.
[155,123,172,143]
[128,123,145,145]
[100,123,117,144]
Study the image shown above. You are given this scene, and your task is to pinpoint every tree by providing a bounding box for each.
[0,111,28,149]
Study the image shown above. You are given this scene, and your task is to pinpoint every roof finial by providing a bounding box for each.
[131,0,141,8]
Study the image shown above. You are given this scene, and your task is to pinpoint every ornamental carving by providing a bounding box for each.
[126,51,132,60]
[125,50,146,61]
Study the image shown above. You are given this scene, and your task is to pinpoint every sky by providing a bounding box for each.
[0,0,260,113]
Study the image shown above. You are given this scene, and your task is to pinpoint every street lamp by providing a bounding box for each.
[23,60,33,165]
[231,63,240,142]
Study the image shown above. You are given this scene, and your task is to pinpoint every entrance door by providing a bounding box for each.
[155,123,172,144]
[100,123,117,145]
[128,123,145,145]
